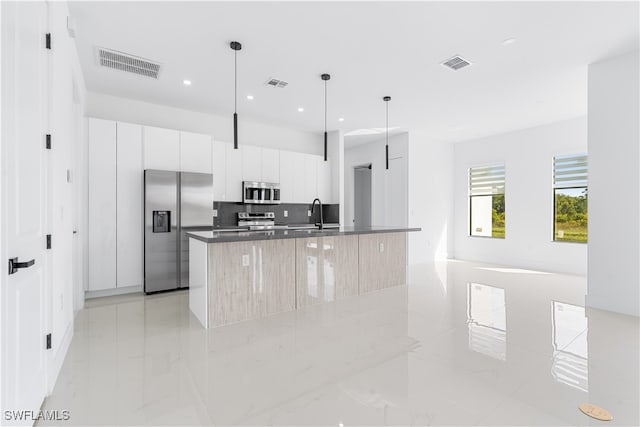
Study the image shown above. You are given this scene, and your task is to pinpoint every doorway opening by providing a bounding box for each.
[354,164,372,227]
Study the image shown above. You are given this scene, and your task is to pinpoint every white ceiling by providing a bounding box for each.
[69,1,639,144]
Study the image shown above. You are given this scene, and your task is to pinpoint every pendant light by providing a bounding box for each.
[321,73,331,161]
[383,96,391,169]
[230,41,242,149]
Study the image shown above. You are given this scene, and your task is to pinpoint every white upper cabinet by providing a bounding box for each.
[261,148,280,183]
[317,157,332,203]
[242,145,262,182]
[180,131,212,173]
[242,145,281,184]
[303,154,319,202]
[279,150,295,203]
[88,118,117,291]
[212,140,227,201]
[292,152,307,203]
[116,122,143,288]
[143,126,180,171]
[281,150,306,203]
[225,144,243,201]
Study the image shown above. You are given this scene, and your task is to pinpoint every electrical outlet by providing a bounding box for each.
[307,210,311,217]
[242,254,250,267]
[283,210,288,217]
[213,209,218,217]
[379,243,384,252]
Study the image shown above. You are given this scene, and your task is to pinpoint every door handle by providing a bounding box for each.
[8,257,35,275]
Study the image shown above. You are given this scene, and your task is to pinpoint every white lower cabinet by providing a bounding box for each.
[116,122,143,288]
[88,118,117,291]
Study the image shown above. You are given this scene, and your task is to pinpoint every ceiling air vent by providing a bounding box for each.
[264,77,288,88]
[441,55,472,71]
[96,47,161,79]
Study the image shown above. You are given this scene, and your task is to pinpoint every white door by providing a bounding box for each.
[1,0,49,420]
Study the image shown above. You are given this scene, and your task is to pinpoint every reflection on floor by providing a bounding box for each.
[42,261,639,426]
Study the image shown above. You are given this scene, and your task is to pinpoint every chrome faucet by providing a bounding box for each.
[312,198,324,230]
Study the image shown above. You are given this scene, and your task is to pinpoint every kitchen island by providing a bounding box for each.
[187,226,420,328]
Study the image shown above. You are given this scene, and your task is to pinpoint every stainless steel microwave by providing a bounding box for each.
[242,181,281,204]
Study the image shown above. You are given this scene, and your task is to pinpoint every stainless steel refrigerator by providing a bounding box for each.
[144,170,213,294]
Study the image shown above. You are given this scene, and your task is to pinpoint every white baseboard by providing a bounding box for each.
[85,284,142,299]
[47,319,73,395]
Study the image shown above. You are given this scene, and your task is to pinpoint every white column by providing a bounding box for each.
[587,51,640,317]
[327,130,344,224]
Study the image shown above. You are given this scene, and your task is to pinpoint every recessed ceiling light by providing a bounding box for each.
[501,38,517,46]
[298,107,304,112]
[246,95,254,100]
[338,117,344,122]
[183,79,192,86]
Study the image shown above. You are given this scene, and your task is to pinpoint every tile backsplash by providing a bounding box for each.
[213,202,339,228]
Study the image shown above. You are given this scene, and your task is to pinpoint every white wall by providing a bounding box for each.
[407,133,454,264]
[85,92,322,155]
[587,51,639,317]
[344,133,408,227]
[452,117,588,275]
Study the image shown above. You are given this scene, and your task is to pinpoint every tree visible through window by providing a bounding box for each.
[469,163,505,238]
[553,154,588,243]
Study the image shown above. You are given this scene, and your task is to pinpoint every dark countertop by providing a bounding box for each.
[187,226,421,243]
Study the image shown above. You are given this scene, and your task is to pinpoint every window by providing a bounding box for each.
[469,163,505,238]
[553,154,587,243]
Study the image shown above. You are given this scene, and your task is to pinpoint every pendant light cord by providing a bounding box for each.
[324,80,327,132]
[386,101,389,145]
[234,49,237,114]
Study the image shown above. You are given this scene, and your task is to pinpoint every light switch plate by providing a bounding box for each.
[284,210,288,217]
[213,209,218,217]
[307,210,311,217]
[379,243,384,252]
[242,254,250,267]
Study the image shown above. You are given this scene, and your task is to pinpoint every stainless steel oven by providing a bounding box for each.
[242,181,280,204]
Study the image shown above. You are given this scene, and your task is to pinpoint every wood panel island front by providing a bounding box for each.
[187,227,419,328]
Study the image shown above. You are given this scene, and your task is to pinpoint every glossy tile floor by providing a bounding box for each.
[42,261,639,426]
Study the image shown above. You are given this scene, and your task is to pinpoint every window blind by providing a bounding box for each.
[469,164,505,196]
[554,154,587,188]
